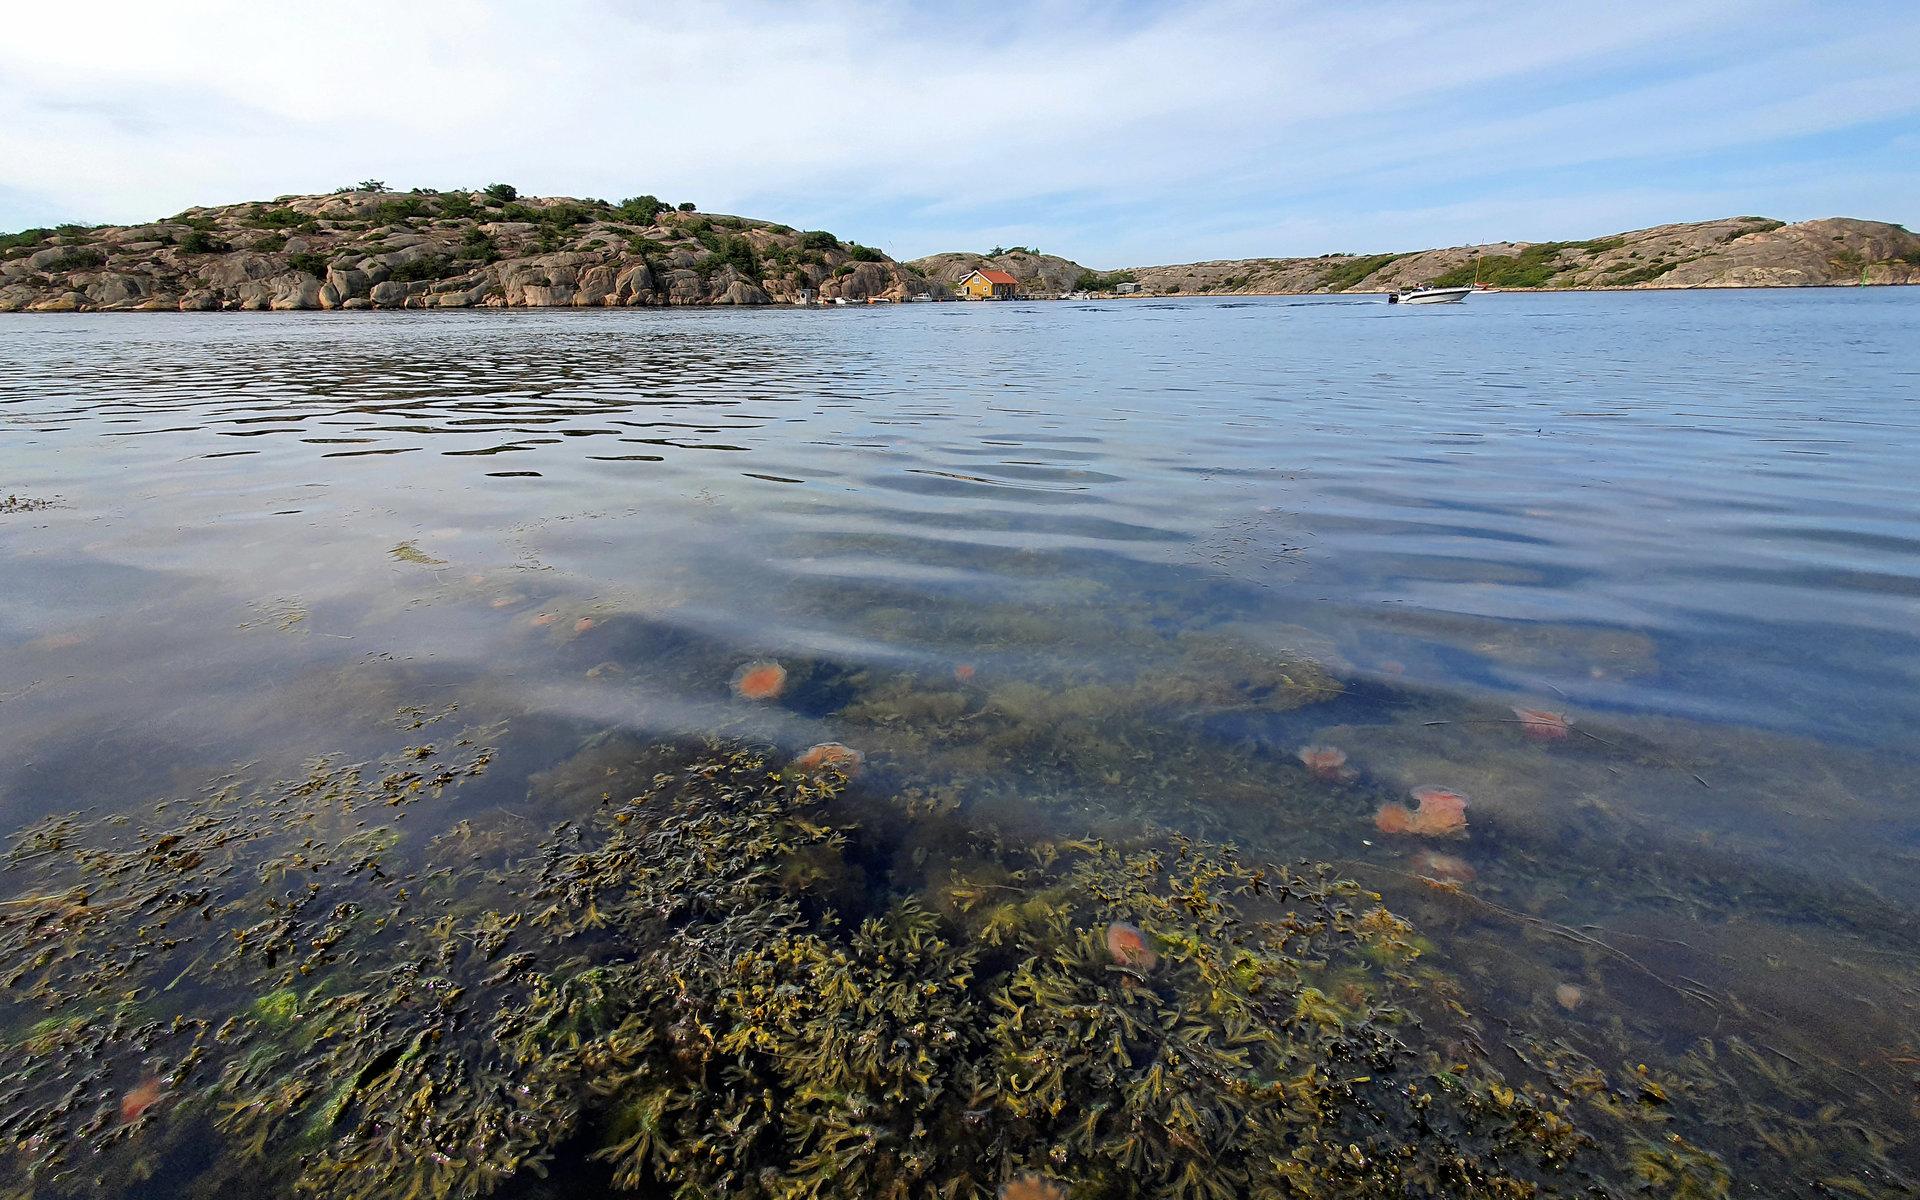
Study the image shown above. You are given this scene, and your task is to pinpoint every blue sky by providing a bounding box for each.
[2,0,1915,267]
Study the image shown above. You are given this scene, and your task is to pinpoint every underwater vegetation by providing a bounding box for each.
[1,604,1914,1200]
[0,735,1694,1200]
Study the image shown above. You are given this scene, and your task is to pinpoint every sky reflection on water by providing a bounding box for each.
[2,291,1918,1190]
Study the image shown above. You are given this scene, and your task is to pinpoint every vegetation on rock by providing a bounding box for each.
[0,186,929,312]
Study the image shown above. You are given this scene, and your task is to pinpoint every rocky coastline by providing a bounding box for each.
[0,189,929,313]
[4,191,1916,313]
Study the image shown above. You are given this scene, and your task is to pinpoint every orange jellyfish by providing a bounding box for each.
[732,661,788,701]
[1296,745,1349,782]
[1408,786,1469,836]
[1105,921,1159,970]
[1513,706,1571,742]
[1555,983,1586,1011]
[1373,803,1416,834]
[954,663,976,682]
[1411,850,1476,883]
[574,617,595,634]
[794,742,864,777]
[530,612,559,628]
[120,1077,167,1123]
[999,1175,1067,1200]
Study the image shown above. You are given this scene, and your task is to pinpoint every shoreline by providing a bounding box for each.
[4,278,1915,315]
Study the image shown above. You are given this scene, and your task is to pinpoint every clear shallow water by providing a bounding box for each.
[2,291,1918,1192]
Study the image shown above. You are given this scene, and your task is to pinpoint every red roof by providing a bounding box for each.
[976,268,1018,286]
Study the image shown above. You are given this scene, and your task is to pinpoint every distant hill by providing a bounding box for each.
[0,189,932,312]
[1118,217,1920,296]
[905,248,1094,298]
[7,199,1915,314]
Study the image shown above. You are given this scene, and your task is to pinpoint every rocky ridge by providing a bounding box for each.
[7,200,1916,314]
[1114,216,1920,296]
[905,248,1094,298]
[0,189,931,312]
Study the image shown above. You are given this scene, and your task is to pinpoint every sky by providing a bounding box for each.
[2,0,1916,267]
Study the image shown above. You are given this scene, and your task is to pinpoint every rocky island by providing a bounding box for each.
[915,218,1919,299]
[4,190,1916,313]
[0,187,929,312]
[1115,216,1920,297]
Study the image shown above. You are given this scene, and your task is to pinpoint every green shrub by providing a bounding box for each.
[179,229,229,254]
[1429,239,1624,289]
[501,202,592,234]
[484,183,518,203]
[436,193,476,219]
[1071,269,1135,291]
[1,227,55,253]
[369,196,431,225]
[288,252,328,277]
[457,229,498,262]
[42,247,106,272]
[677,201,696,212]
[356,178,388,192]
[1317,253,1405,291]
[616,194,665,223]
[844,243,883,262]
[797,230,839,251]
[386,254,454,282]
[246,206,320,232]
[696,234,760,280]
[834,264,855,276]
[627,235,666,257]
[1604,260,1679,286]
[252,234,287,252]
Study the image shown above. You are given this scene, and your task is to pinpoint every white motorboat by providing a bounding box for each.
[1388,286,1472,305]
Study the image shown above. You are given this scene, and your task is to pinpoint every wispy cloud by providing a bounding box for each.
[1,0,1913,264]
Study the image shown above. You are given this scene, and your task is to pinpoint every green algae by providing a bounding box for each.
[388,541,447,566]
[1,709,1914,1200]
[0,738,1603,1200]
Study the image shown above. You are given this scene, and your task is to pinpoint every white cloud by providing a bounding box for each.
[1,0,1914,261]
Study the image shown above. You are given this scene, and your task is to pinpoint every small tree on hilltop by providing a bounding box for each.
[484,183,518,203]
[617,195,666,223]
[357,179,388,192]
[677,202,696,212]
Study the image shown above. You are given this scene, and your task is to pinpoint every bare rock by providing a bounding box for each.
[86,274,150,307]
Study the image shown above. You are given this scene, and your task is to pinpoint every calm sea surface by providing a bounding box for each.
[2,291,1917,1193]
